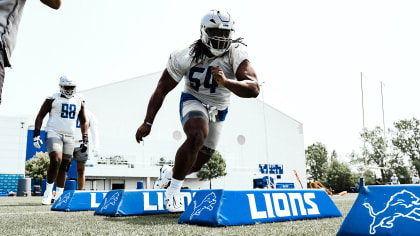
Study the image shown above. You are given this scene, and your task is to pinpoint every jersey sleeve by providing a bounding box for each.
[166,48,190,82]
[76,93,85,103]
[46,93,60,100]
[229,43,249,74]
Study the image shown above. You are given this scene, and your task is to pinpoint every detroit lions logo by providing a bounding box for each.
[99,192,120,212]
[190,192,217,220]
[363,190,420,234]
[54,192,71,208]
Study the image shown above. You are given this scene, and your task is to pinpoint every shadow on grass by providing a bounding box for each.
[102,213,183,226]
[0,203,42,207]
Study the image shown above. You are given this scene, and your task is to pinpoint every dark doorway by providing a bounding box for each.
[112,183,125,190]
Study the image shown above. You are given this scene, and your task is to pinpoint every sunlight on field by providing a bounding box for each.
[0,193,357,235]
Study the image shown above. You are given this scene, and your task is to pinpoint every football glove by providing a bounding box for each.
[33,129,43,149]
[80,134,88,153]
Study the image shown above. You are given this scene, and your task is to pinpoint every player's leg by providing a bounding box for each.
[54,135,76,201]
[188,150,212,174]
[56,159,71,188]
[44,151,62,204]
[76,163,85,190]
[43,132,64,205]
[155,99,210,189]
[54,158,71,202]
[73,143,88,190]
[187,121,222,174]
[164,99,209,212]
[164,117,208,212]
[153,140,211,189]
[46,151,62,184]
[172,117,208,180]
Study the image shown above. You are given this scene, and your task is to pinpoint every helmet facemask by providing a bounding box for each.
[201,27,233,56]
[200,10,235,57]
[60,85,76,98]
[58,75,77,98]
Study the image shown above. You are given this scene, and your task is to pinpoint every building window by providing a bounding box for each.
[112,183,125,190]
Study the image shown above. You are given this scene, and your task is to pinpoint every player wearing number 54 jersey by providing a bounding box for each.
[33,75,88,205]
[168,38,248,111]
[136,10,260,212]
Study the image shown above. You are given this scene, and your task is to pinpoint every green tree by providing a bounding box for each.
[392,118,420,176]
[349,150,363,171]
[25,152,49,181]
[362,170,376,185]
[330,150,338,162]
[350,158,376,186]
[349,150,378,186]
[197,151,227,189]
[360,127,390,182]
[394,166,411,184]
[382,152,412,184]
[324,160,354,192]
[305,142,328,182]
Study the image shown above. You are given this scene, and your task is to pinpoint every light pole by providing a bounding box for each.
[361,73,367,174]
[361,72,366,132]
[260,82,271,189]
[380,81,386,138]
[380,81,388,178]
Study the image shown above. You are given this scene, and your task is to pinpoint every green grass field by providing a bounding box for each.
[0,193,357,235]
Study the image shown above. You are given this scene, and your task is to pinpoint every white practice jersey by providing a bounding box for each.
[167,43,248,110]
[46,93,84,136]
[75,109,100,152]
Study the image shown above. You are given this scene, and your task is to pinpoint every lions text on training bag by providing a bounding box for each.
[51,190,108,211]
[337,185,420,236]
[179,189,342,226]
[94,189,196,216]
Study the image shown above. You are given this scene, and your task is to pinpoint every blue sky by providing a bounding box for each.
[1,0,420,159]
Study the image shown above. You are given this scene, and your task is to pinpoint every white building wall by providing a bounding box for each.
[81,72,306,190]
[0,116,28,174]
[217,95,306,189]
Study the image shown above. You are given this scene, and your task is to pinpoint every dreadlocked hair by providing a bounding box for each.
[189,37,247,63]
[189,39,207,63]
[232,37,247,47]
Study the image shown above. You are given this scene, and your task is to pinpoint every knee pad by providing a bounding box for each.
[200,145,215,156]
[62,153,73,161]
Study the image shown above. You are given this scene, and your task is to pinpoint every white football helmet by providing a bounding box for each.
[200,9,235,57]
[59,75,76,98]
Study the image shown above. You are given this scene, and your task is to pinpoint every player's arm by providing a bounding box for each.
[135,69,178,143]
[78,102,88,135]
[33,99,53,148]
[40,0,62,9]
[34,99,53,131]
[78,102,89,152]
[212,59,260,98]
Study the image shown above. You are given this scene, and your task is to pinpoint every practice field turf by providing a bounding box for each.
[0,193,357,235]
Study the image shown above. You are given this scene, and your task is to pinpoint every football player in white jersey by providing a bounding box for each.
[33,75,88,205]
[135,10,259,212]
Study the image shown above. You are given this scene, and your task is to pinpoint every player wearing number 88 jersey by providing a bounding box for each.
[33,75,88,205]
[45,92,83,136]
[136,10,260,212]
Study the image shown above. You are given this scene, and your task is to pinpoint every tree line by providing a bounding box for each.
[306,117,420,192]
